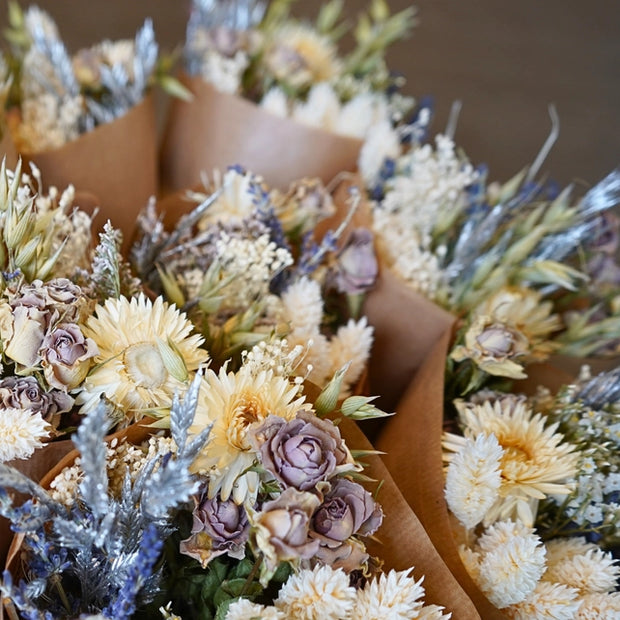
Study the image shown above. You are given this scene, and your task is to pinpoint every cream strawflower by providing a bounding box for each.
[76,294,208,423]
[451,397,578,526]
[444,432,503,529]
[264,24,340,89]
[275,565,356,620]
[576,592,620,619]
[543,545,619,594]
[225,599,284,620]
[352,569,426,619]
[504,581,580,620]
[475,520,546,608]
[190,365,311,504]
[0,408,50,462]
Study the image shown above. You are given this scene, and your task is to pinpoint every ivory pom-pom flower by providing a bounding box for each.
[274,565,356,619]
[444,432,503,529]
[447,396,578,526]
[0,408,50,462]
[351,568,426,619]
[504,581,580,620]
[225,599,284,620]
[475,520,547,608]
[190,365,310,504]
[575,592,620,619]
[76,294,208,422]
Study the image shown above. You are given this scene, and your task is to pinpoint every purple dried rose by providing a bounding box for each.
[41,323,99,390]
[312,477,383,543]
[180,494,249,568]
[336,228,378,295]
[251,487,320,577]
[250,412,352,491]
[0,376,73,425]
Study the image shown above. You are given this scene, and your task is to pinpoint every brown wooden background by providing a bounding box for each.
[1,0,618,187]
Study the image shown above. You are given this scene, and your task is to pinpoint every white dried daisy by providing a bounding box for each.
[352,569,426,619]
[328,317,374,396]
[450,397,578,526]
[225,599,284,620]
[275,565,356,619]
[444,432,503,529]
[504,581,580,620]
[543,546,619,594]
[575,592,620,619]
[76,294,208,423]
[190,365,311,504]
[476,521,546,608]
[0,408,50,463]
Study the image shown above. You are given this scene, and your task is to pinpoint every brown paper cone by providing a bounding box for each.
[0,130,18,171]
[0,440,75,567]
[159,75,363,194]
[339,418,483,619]
[23,96,158,254]
[377,330,507,619]
[363,268,455,412]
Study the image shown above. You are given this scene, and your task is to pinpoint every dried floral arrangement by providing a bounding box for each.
[132,166,375,399]
[182,0,416,140]
[3,2,181,154]
[442,365,620,617]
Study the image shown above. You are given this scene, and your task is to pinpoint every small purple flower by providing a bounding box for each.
[335,228,378,295]
[180,494,249,568]
[250,412,352,491]
[41,324,99,390]
[0,376,73,425]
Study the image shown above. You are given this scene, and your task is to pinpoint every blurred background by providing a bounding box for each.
[1,0,618,186]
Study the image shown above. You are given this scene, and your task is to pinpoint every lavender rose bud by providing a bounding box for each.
[251,487,320,580]
[180,494,249,568]
[41,324,99,390]
[312,478,383,543]
[250,412,352,491]
[336,228,378,295]
[0,376,73,425]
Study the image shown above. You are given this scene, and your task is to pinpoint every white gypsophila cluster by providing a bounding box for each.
[371,134,476,297]
[215,231,293,309]
[260,82,394,140]
[463,520,547,609]
[444,433,503,529]
[49,434,176,506]
[240,338,305,381]
[0,408,50,463]
[15,92,84,153]
[198,49,249,94]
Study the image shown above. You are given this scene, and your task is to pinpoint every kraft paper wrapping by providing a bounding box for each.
[3,421,154,590]
[21,95,158,254]
[0,439,75,568]
[362,269,455,413]
[0,131,17,170]
[376,330,507,619]
[159,74,363,194]
[339,418,481,619]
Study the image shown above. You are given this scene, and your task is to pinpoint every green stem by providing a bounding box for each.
[240,555,262,597]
